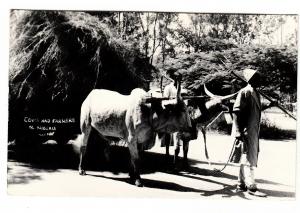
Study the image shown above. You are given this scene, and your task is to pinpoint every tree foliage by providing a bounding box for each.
[9,10,297,143]
[156,45,297,103]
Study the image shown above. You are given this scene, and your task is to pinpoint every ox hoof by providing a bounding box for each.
[182,160,190,170]
[134,179,143,187]
[172,166,180,173]
[79,170,86,176]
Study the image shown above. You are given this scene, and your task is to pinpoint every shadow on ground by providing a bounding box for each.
[8,141,236,178]
[7,163,43,185]
[8,140,295,199]
[87,173,253,199]
[8,140,237,188]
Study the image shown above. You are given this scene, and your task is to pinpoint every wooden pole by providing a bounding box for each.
[145,95,210,103]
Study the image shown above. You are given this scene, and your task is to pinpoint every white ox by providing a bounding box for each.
[78,84,191,187]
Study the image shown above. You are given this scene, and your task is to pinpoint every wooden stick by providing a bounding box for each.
[145,95,210,103]
[206,111,224,128]
[145,97,172,103]
[182,95,210,100]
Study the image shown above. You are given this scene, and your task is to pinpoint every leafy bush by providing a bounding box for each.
[259,118,296,140]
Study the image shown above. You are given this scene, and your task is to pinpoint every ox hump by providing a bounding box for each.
[129,88,148,103]
[87,89,130,111]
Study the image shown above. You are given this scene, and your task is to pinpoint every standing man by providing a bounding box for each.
[162,69,192,166]
[163,69,178,99]
[231,68,267,197]
[161,69,180,157]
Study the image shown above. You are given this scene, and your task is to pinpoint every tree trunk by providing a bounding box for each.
[150,14,158,64]
[118,12,121,35]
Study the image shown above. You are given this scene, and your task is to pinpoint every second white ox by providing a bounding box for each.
[78,82,191,187]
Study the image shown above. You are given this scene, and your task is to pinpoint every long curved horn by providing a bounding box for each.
[204,84,237,101]
[204,84,218,98]
[220,92,238,101]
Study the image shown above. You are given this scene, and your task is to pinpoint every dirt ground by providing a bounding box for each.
[7,131,296,200]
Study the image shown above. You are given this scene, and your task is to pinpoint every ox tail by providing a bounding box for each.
[200,127,211,166]
[80,97,92,134]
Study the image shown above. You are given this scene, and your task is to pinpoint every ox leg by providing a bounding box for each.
[173,134,180,166]
[165,133,173,165]
[183,140,189,168]
[99,136,111,162]
[174,146,180,166]
[128,141,143,187]
[103,142,111,162]
[165,133,170,157]
[79,127,92,175]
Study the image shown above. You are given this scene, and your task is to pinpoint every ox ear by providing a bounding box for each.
[221,103,230,112]
[132,103,150,130]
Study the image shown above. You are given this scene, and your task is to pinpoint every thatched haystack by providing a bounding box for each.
[9,10,154,143]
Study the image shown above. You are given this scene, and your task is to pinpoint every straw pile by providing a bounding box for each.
[9,10,153,142]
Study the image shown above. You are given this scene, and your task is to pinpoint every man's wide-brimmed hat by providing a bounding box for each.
[243,68,259,82]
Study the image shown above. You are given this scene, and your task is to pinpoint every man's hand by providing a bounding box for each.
[235,132,246,142]
[235,131,243,139]
[235,132,248,153]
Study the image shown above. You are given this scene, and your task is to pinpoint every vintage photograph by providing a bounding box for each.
[7,9,297,199]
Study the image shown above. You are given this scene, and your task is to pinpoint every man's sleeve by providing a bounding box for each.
[233,90,247,112]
